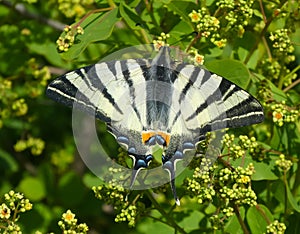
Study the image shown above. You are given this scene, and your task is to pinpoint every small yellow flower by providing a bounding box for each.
[189,10,201,23]
[273,111,283,120]
[0,203,11,219]
[213,39,227,48]
[153,40,165,51]
[212,17,220,27]
[63,210,77,224]
[194,54,205,65]
[239,175,250,184]
[24,202,33,211]
[273,111,284,126]
[21,28,31,36]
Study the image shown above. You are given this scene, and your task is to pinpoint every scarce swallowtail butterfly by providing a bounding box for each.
[46,46,264,205]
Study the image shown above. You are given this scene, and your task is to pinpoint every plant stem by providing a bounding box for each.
[282,65,300,92]
[256,204,271,224]
[1,0,65,31]
[145,190,187,234]
[243,1,287,65]
[73,7,113,29]
[233,204,250,234]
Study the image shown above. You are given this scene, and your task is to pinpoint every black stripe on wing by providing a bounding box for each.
[87,65,123,115]
[46,73,112,122]
[169,63,264,137]
[119,60,143,122]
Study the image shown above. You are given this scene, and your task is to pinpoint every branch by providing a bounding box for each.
[243,1,287,65]
[145,190,188,234]
[233,204,250,234]
[1,0,65,31]
[283,78,300,92]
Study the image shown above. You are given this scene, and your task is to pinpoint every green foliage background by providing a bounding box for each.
[0,0,300,233]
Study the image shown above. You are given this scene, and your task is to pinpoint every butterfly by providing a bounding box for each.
[46,46,264,205]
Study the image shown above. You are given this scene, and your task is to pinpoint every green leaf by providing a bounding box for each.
[224,206,245,234]
[61,8,120,60]
[57,172,86,207]
[271,180,300,212]
[287,90,300,104]
[267,79,288,102]
[137,210,174,233]
[205,59,250,89]
[28,42,71,68]
[119,3,145,30]
[251,160,278,181]
[247,205,273,234]
[18,176,46,201]
[20,203,53,233]
[0,149,18,174]
[166,1,197,27]
[286,182,300,212]
[83,173,105,187]
[177,210,204,232]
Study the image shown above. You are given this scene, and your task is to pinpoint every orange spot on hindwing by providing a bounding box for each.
[141,131,171,146]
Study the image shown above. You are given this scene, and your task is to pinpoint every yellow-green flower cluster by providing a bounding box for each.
[260,58,282,81]
[265,220,286,234]
[0,78,18,128]
[115,205,137,227]
[57,0,94,19]
[222,133,266,161]
[58,210,89,233]
[185,158,217,204]
[259,51,296,87]
[25,58,51,97]
[275,154,293,172]
[4,191,33,213]
[270,101,299,127]
[222,133,235,148]
[219,164,255,185]
[219,164,257,206]
[57,25,84,52]
[14,136,45,156]
[32,66,51,86]
[12,98,28,116]
[219,185,257,206]
[0,190,32,232]
[222,133,245,159]
[152,32,170,51]
[216,0,254,37]
[2,222,21,233]
[189,8,225,48]
[0,79,12,93]
[185,173,216,204]
[239,135,265,161]
[209,214,223,230]
[257,80,272,104]
[222,206,234,217]
[259,28,297,87]
[92,178,126,206]
[93,176,141,227]
[269,29,295,55]
[51,147,75,172]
